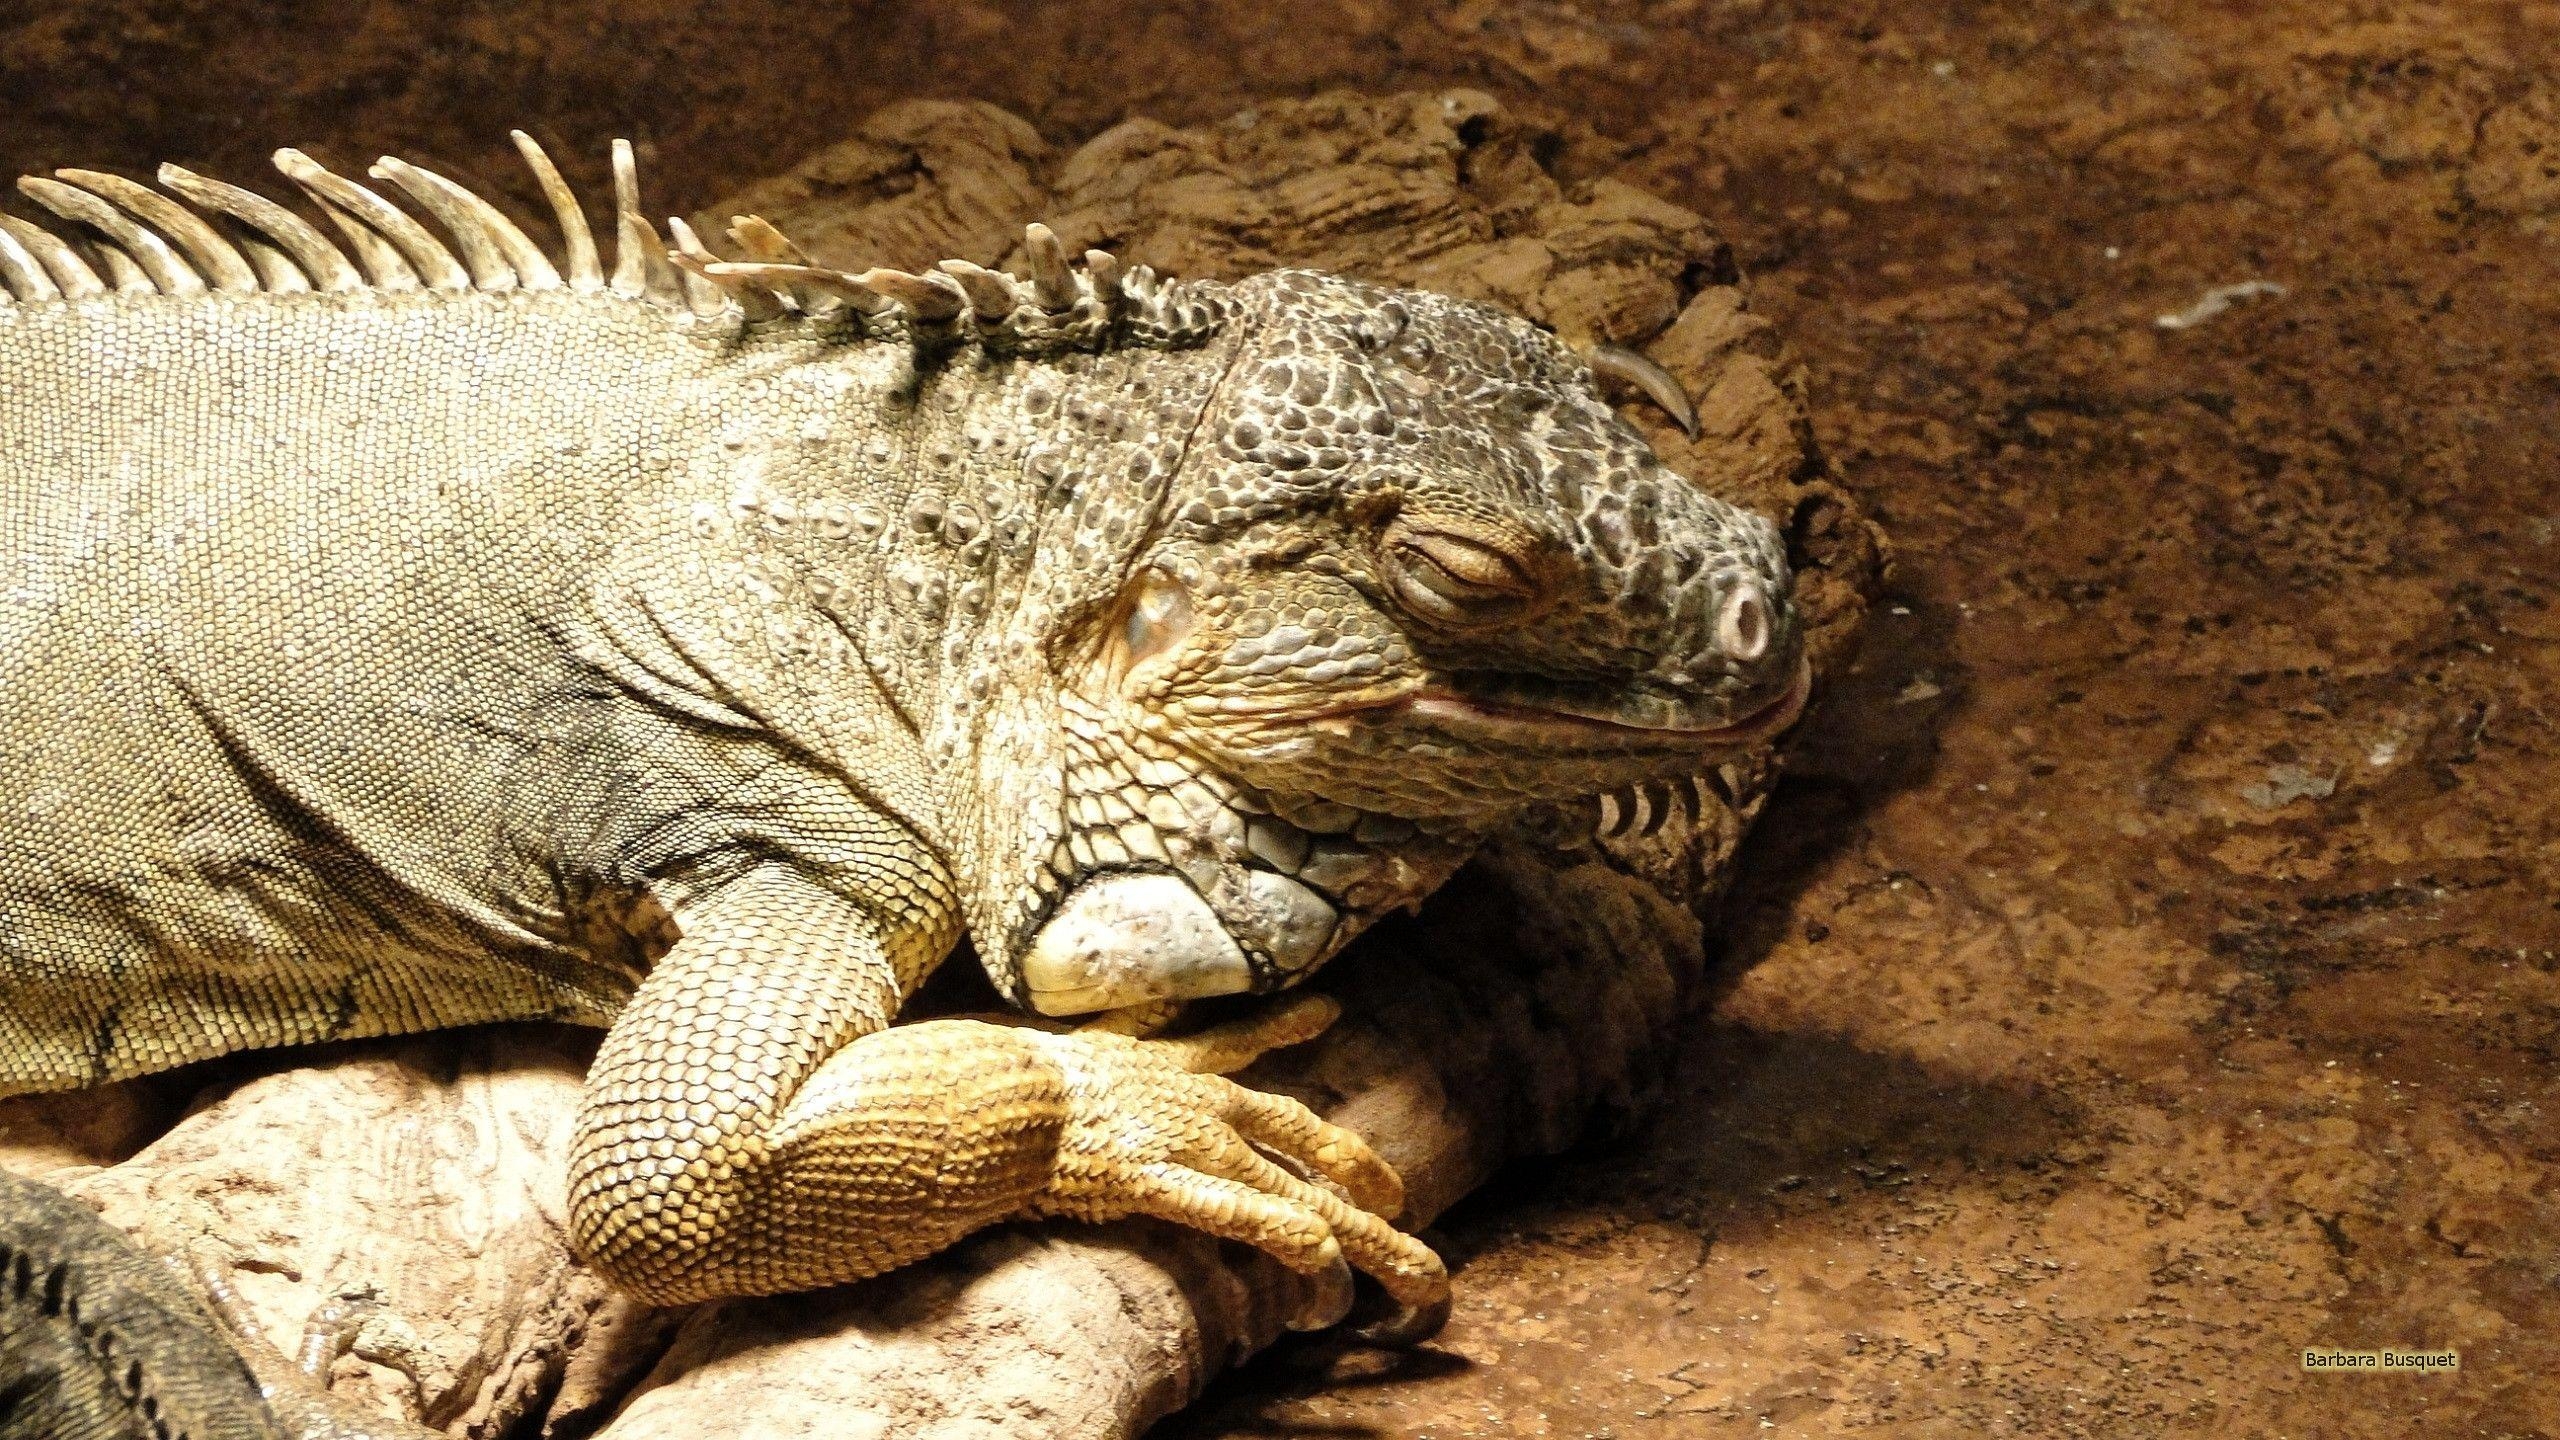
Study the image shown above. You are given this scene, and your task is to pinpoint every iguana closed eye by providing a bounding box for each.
[0,132,1799,1420]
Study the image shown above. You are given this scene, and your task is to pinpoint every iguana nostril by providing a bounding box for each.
[1717,580,1771,662]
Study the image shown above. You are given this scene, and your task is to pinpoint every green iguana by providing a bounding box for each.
[0,134,1805,1434]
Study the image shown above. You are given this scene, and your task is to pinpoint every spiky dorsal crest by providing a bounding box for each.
[0,133,1225,356]
[673,218,1224,353]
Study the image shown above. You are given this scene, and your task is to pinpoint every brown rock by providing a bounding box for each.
[55,1028,670,1440]
[0,1073,184,1180]
[701,100,1053,273]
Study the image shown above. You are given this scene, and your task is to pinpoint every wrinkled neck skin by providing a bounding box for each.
[589,303,1460,1007]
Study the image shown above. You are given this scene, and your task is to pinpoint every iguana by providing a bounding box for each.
[0,134,1805,1432]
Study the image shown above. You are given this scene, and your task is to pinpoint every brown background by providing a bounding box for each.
[2,3,2552,1436]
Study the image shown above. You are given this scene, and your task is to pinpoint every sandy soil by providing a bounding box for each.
[1,2,2552,1436]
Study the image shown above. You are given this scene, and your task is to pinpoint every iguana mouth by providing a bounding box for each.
[1370,656,1811,750]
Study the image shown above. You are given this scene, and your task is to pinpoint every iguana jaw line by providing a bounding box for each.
[1302,655,1812,750]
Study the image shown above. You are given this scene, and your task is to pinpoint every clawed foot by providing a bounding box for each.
[175,1250,438,1439]
[1027,992,1451,1344]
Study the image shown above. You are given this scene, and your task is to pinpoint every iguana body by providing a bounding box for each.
[0,134,1804,1386]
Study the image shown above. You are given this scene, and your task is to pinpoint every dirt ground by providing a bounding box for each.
[2,2,2553,1437]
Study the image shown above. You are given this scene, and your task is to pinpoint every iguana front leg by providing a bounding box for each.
[564,867,1445,1328]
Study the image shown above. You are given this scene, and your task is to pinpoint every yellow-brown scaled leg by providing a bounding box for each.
[1173,1121,1445,1307]
[1123,995,1408,1218]
[1139,991,1344,1074]
[1024,1011,1451,1337]
[567,867,1446,1338]
[567,866,1058,1303]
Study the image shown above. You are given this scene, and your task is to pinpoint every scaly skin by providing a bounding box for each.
[0,137,1803,1378]
[0,1168,439,1438]
[0,1169,282,1440]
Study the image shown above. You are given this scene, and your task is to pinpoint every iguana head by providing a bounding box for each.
[984,270,1805,1015]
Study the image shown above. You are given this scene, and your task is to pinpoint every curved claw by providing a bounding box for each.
[1075,998,1186,1038]
[172,1250,440,1435]
[1157,991,1341,1075]
[1032,1017,1440,1340]
[1352,1288,1454,1347]
[297,1291,382,1379]
[1588,342,1700,438]
[1287,1256,1359,1332]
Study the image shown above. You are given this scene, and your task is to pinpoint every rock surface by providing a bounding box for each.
[4,1030,674,1439]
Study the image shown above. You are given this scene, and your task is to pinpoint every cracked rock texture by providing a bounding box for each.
[1,2,2554,1437]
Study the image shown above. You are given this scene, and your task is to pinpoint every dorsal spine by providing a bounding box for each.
[0,133,1231,368]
